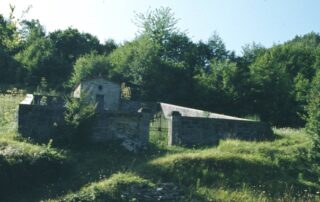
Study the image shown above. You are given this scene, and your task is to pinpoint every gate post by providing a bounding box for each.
[138,107,152,145]
[168,111,181,146]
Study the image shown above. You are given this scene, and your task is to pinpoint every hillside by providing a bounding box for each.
[1,94,320,202]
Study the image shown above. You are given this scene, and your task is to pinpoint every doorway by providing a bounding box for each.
[96,94,104,110]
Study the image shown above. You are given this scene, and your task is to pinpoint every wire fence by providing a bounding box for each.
[0,91,25,134]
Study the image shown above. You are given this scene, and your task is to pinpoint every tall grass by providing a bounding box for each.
[145,128,319,201]
[0,90,25,134]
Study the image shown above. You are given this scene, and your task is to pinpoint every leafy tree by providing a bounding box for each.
[0,13,21,83]
[0,6,21,54]
[108,37,161,99]
[246,33,320,126]
[162,32,205,76]
[294,73,310,121]
[207,32,231,61]
[101,39,118,55]
[306,70,320,136]
[70,53,112,86]
[49,28,104,63]
[194,59,239,114]
[134,7,179,45]
[19,19,46,47]
[249,48,295,126]
[49,28,111,86]
[108,36,194,104]
[240,42,265,68]
[15,32,66,87]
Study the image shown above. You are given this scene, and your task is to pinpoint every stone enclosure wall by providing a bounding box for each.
[92,109,151,151]
[18,95,152,151]
[168,111,272,147]
[18,93,273,150]
[18,104,65,141]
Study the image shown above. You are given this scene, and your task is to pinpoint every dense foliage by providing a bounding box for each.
[0,7,319,128]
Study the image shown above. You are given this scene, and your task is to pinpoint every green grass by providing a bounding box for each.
[1,93,320,201]
[146,128,319,201]
[50,173,155,202]
[37,128,319,202]
[0,92,25,134]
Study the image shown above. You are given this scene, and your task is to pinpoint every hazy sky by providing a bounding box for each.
[1,0,320,54]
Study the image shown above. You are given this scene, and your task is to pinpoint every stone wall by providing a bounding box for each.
[18,104,64,140]
[168,111,272,147]
[160,102,248,120]
[92,109,152,151]
[32,95,65,106]
[119,100,159,113]
[19,93,273,150]
[18,95,152,151]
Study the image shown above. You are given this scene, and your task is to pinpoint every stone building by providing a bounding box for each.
[73,78,121,111]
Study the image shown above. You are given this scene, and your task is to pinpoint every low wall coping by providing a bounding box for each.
[20,94,34,105]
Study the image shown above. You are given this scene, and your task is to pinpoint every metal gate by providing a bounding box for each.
[149,112,168,145]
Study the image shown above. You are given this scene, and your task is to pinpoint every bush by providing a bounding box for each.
[62,96,97,146]
[306,71,320,155]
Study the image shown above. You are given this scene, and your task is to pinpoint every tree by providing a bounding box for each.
[249,48,297,126]
[101,39,117,55]
[108,37,161,99]
[49,28,104,63]
[306,70,320,136]
[134,7,179,45]
[247,35,320,126]
[0,6,21,54]
[70,53,112,86]
[207,32,230,61]
[0,13,21,83]
[108,36,194,104]
[49,28,109,85]
[14,20,67,88]
[240,42,265,67]
[194,59,239,114]
[19,19,46,47]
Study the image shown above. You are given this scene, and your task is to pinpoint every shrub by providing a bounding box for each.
[305,71,320,154]
[62,96,97,146]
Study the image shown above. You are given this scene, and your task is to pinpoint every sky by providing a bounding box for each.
[1,0,320,54]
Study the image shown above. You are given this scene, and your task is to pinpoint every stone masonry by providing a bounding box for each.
[168,111,272,147]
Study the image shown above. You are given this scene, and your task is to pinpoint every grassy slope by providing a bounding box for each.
[44,128,319,202]
[1,93,320,201]
[148,128,319,201]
